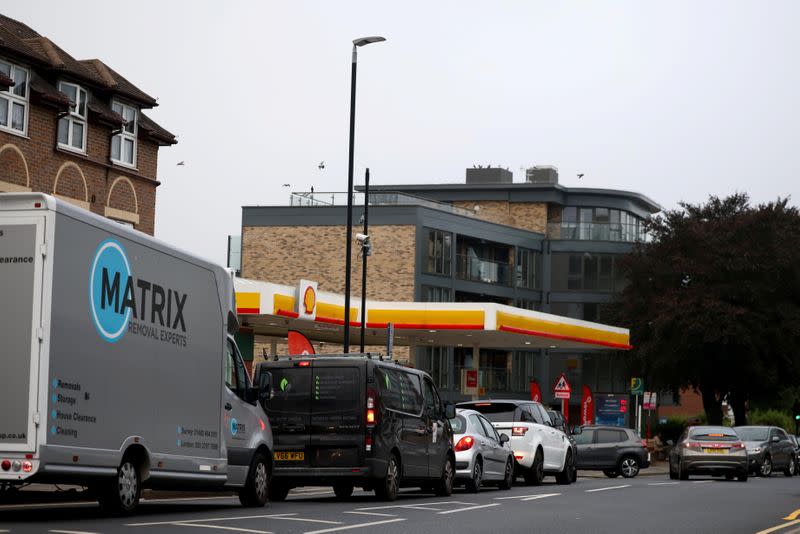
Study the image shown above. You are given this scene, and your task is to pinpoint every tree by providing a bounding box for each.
[609,194,800,426]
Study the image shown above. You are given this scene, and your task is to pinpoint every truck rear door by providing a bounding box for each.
[267,364,312,467]
[309,361,364,467]
[0,215,46,453]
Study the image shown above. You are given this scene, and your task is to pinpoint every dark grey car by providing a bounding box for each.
[573,425,650,478]
[734,426,797,477]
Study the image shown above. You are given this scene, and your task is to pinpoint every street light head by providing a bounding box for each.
[353,36,386,47]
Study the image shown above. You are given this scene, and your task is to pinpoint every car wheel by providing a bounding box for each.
[619,456,640,479]
[668,459,678,480]
[435,456,455,497]
[738,470,748,482]
[499,458,514,490]
[376,454,401,501]
[556,451,574,485]
[268,481,290,502]
[97,457,141,515]
[524,449,545,486]
[760,455,773,477]
[784,456,796,477]
[724,474,735,481]
[603,470,619,478]
[333,483,355,499]
[465,458,483,493]
[678,461,689,481]
[238,452,269,507]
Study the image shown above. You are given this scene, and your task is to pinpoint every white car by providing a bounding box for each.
[450,408,515,492]
[458,400,576,485]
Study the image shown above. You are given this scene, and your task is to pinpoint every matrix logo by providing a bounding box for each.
[230,418,238,436]
[89,239,131,342]
[89,238,189,345]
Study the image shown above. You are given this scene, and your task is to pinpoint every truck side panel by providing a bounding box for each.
[40,212,226,479]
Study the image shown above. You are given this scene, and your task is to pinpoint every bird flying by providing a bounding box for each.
[176,161,185,166]
[318,161,325,170]
[577,173,584,179]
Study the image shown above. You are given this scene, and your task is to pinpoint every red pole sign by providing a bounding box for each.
[288,330,316,355]
[530,380,542,402]
[581,384,594,425]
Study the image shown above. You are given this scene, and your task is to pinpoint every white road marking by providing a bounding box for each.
[585,484,631,493]
[437,503,501,515]
[356,501,471,511]
[173,523,272,534]
[494,492,561,501]
[266,517,342,525]
[343,511,398,518]
[755,519,800,534]
[49,530,100,534]
[287,491,335,498]
[648,482,679,486]
[128,514,298,527]
[303,518,406,534]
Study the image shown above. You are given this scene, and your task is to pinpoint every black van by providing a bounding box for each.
[254,354,456,501]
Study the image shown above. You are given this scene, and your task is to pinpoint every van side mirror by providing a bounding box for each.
[772,435,780,443]
[445,402,456,419]
[257,371,272,407]
[500,433,510,443]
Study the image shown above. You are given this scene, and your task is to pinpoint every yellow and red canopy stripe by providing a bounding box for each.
[496,311,631,349]
[366,309,484,330]
[236,292,260,315]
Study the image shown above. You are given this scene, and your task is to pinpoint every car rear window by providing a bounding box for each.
[463,402,518,423]
[450,415,467,434]
[376,367,423,414]
[690,427,739,441]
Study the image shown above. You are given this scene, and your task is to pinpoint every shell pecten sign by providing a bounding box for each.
[298,280,318,320]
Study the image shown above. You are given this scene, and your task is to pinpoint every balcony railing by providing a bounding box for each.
[289,191,476,218]
[547,222,648,242]
[456,254,512,286]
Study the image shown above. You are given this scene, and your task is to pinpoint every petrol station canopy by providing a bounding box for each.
[234,278,631,351]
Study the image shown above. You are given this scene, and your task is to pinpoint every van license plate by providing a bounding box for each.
[274,452,304,461]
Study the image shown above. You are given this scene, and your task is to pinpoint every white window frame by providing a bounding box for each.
[0,58,30,136]
[57,81,88,154]
[110,100,138,168]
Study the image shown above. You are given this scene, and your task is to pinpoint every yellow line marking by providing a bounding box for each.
[785,509,800,521]
[756,519,800,534]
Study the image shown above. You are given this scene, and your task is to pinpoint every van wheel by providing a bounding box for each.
[375,455,400,501]
[524,450,544,486]
[268,481,290,502]
[556,451,574,485]
[98,458,141,515]
[498,458,514,490]
[333,483,354,499]
[435,456,455,497]
[239,452,269,507]
[465,459,482,493]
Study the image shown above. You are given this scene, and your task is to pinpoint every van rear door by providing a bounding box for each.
[0,215,46,453]
[267,365,312,467]
[309,361,364,467]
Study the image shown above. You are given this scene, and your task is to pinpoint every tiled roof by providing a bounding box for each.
[139,112,177,146]
[80,59,157,107]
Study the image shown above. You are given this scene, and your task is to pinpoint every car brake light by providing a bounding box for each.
[512,426,528,436]
[683,441,702,449]
[515,454,524,460]
[297,361,311,367]
[1,460,9,471]
[474,403,491,406]
[455,436,474,452]
[365,436,373,452]
[730,442,745,449]
[22,461,32,473]
[366,389,378,427]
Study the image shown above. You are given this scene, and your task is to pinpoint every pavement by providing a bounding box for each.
[2,465,799,534]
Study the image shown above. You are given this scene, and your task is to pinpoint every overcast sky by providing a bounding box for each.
[5,1,799,264]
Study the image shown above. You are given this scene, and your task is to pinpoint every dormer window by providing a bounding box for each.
[111,101,137,167]
[0,59,29,135]
[57,81,88,153]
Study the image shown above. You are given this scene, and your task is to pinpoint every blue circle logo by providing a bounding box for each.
[89,239,131,343]
[230,418,238,436]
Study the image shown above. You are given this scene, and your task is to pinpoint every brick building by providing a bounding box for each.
[0,14,176,234]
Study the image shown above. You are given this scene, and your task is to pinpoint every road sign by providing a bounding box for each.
[466,370,478,388]
[631,377,644,395]
[643,392,657,410]
[553,373,572,400]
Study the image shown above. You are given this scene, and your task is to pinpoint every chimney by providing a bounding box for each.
[526,165,558,184]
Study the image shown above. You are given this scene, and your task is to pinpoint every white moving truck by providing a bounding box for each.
[0,193,274,513]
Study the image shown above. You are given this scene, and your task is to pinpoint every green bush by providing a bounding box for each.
[747,409,794,433]
[654,417,688,443]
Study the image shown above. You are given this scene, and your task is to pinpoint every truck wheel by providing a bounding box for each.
[465,458,483,493]
[435,456,455,496]
[269,481,290,502]
[333,483,354,499]
[524,450,544,486]
[239,452,269,507]
[556,451,574,485]
[98,458,141,515]
[375,454,400,501]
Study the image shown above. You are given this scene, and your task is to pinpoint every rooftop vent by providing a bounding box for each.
[526,165,558,184]
[466,165,513,184]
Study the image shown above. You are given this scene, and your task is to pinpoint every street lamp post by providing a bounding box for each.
[359,168,371,353]
[343,36,385,354]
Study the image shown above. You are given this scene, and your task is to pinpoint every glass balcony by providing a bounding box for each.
[456,254,512,286]
[289,191,476,217]
[547,222,648,242]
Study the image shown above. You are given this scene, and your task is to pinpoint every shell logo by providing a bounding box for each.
[303,286,316,314]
